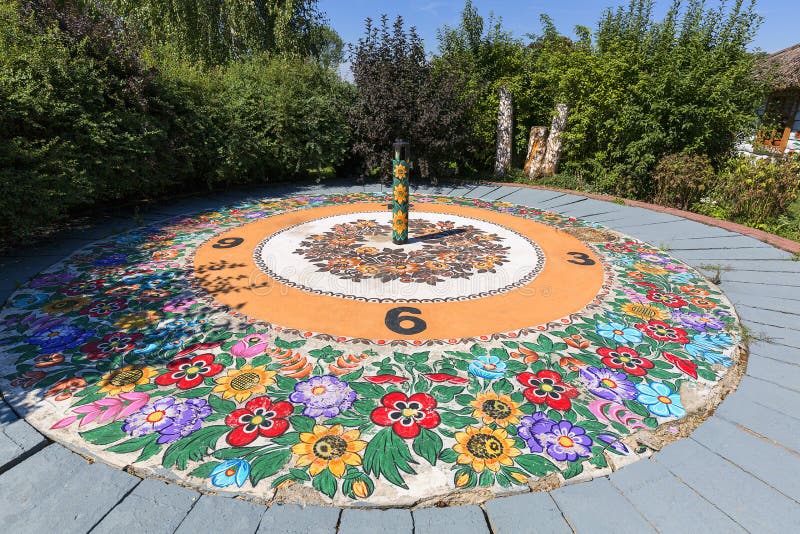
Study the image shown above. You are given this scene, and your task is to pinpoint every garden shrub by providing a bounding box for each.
[715,156,800,225]
[652,153,715,210]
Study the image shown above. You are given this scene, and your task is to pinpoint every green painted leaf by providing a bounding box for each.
[491,378,514,395]
[312,468,338,498]
[515,454,558,476]
[250,450,292,486]
[624,400,650,417]
[105,434,157,454]
[289,415,315,433]
[439,448,458,463]
[341,367,364,382]
[250,354,272,368]
[589,454,608,469]
[479,469,495,486]
[274,337,306,349]
[275,374,297,391]
[431,385,464,403]
[561,461,584,479]
[271,432,301,446]
[289,468,311,481]
[469,344,488,358]
[175,386,213,398]
[350,382,385,399]
[189,461,221,479]
[213,446,262,460]
[161,426,229,470]
[208,394,235,415]
[412,427,443,466]
[455,394,474,407]
[353,399,375,415]
[80,422,126,445]
[136,439,163,463]
[439,412,478,428]
[504,360,527,373]
[363,427,414,488]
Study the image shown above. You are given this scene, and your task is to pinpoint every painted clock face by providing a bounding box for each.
[0,192,743,507]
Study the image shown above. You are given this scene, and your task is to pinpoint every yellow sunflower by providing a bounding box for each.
[633,262,668,275]
[291,424,367,477]
[469,392,523,426]
[42,297,90,315]
[453,426,520,472]
[621,302,669,321]
[213,364,276,403]
[98,365,158,396]
[392,212,408,234]
[114,310,161,330]
[393,184,408,204]
[394,164,407,179]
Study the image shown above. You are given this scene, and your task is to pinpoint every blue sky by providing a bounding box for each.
[318,0,798,55]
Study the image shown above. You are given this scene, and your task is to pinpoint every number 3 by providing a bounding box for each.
[385,307,427,335]
[567,251,596,266]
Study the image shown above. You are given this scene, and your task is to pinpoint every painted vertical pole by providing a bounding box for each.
[392,144,409,245]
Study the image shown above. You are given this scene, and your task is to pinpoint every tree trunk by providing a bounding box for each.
[542,103,568,176]
[524,126,549,180]
[494,85,513,178]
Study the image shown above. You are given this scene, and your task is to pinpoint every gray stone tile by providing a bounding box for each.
[174,494,265,534]
[719,270,800,286]
[672,247,793,261]
[747,355,800,387]
[654,439,800,532]
[256,504,340,534]
[740,322,800,350]
[668,235,776,249]
[538,193,590,208]
[91,478,199,534]
[691,417,800,503]
[724,292,800,316]
[550,477,656,533]
[720,281,800,302]
[733,376,800,420]
[609,458,745,533]
[736,305,800,331]
[412,505,489,534]
[339,509,413,534]
[0,444,140,534]
[502,188,568,206]
[0,408,47,471]
[716,389,800,454]
[483,185,523,201]
[484,492,571,534]
[462,184,504,199]
[748,340,800,365]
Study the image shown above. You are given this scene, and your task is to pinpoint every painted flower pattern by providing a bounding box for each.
[371,392,440,438]
[225,397,293,445]
[0,192,742,502]
[290,375,356,418]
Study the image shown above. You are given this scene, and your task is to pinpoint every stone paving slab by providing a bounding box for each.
[746,354,800,392]
[338,509,413,534]
[90,478,199,534]
[736,305,800,331]
[748,340,800,365]
[174,495,265,534]
[550,477,656,533]
[670,246,794,261]
[484,491,571,534]
[256,504,340,534]
[412,505,490,534]
[720,281,800,301]
[608,458,746,533]
[0,400,47,473]
[653,439,800,533]
[691,417,800,503]
[715,388,800,454]
[723,292,800,315]
[0,444,140,533]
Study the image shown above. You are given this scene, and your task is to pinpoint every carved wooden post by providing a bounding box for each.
[542,104,568,176]
[494,85,513,177]
[524,126,549,180]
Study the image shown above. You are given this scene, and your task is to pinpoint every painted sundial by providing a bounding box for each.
[0,192,743,507]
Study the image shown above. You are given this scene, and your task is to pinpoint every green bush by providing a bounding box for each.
[652,153,715,210]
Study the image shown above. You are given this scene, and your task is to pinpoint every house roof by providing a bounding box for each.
[764,43,800,90]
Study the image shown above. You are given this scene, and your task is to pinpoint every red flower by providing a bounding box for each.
[155,353,224,389]
[64,279,106,296]
[225,397,292,446]
[517,370,578,411]
[175,341,223,357]
[80,332,142,360]
[597,346,654,376]
[364,374,409,384]
[635,320,689,344]
[78,298,127,318]
[371,392,440,438]
[646,291,687,308]
[663,352,698,379]
[423,373,469,384]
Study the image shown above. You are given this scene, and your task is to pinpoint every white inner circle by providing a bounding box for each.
[254,211,545,302]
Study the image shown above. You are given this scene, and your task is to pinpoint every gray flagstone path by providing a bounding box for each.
[1,180,798,533]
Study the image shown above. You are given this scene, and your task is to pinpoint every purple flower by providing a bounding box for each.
[597,433,630,454]
[289,375,356,418]
[122,397,211,444]
[517,412,556,453]
[639,254,669,264]
[539,421,593,462]
[30,272,76,288]
[580,366,637,403]
[672,311,724,333]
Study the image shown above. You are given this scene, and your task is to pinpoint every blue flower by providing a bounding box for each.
[93,253,128,267]
[11,293,50,309]
[26,324,93,353]
[596,321,642,344]
[209,459,250,488]
[468,355,507,380]
[635,382,685,418]
[685,333,734,367]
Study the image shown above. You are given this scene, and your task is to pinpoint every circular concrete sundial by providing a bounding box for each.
[0,192,743,507]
